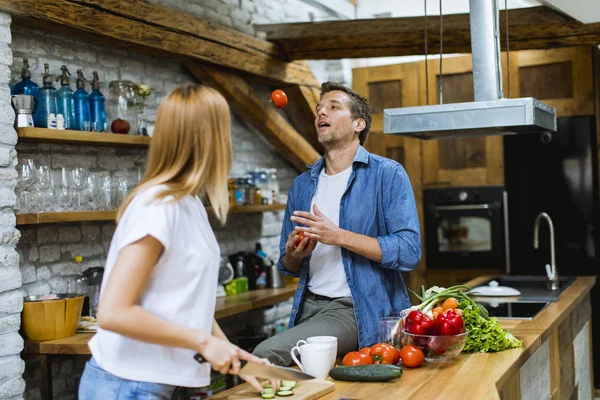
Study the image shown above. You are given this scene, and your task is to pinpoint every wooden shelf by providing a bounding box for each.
[17,127,151,148]
[23,284,297,355]
[16,204,286,226]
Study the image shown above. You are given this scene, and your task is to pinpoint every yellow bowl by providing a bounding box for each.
[21,295,85,341]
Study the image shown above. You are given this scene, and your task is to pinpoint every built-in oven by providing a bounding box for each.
[424,186,509,271]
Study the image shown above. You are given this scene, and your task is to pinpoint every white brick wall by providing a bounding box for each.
[4,1,349,398]
[0,11,26,400]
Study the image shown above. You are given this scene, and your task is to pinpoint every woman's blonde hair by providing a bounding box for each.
[117,84,232,224]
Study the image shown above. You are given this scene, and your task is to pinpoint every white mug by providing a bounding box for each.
[290,343,331,380]
[296,336,338,368]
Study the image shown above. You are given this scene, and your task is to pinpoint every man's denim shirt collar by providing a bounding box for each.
[306,145,370,178]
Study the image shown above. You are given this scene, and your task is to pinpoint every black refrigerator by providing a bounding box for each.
[504,115,600,388]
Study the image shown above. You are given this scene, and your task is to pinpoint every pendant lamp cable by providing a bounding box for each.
[439,0,443,104]
[505,0,511,98]
[424,0,429,105]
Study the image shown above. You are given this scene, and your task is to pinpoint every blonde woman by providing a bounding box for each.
[79,84,273,399]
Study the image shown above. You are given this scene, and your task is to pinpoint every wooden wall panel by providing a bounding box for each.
[516,47,594,116]
[368,80,403,113]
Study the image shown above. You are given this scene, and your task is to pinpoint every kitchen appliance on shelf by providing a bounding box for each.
[228,251,267,291]
[503,115,599,386]
[217,260,234,297]
[423,186,509,270]
[11,94,37,128]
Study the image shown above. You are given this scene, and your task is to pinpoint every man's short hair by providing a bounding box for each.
[320,82,372,145]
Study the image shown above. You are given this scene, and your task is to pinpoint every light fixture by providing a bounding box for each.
[383,0,557,140]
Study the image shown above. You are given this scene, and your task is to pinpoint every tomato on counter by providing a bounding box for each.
[270,89,288,109]
[399,345,424,368]
[342,351,373,366]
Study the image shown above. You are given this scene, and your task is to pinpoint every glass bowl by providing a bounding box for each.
[401,329,468,362]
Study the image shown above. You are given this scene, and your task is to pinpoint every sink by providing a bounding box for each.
[473,275,577,302]
[477,301,550,320]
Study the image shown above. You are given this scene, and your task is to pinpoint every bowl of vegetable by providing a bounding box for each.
[401,329,468,362]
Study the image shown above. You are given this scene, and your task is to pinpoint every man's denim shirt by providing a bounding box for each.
[277,145,422,348]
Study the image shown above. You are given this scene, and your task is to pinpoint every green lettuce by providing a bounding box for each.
[459,300,522,352]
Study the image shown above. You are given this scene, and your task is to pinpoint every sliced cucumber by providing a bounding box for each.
[262,388,275,395]
[261,393,275,399]
[263,385,273,389]
[280,380,297,389]
[276,390,294,396]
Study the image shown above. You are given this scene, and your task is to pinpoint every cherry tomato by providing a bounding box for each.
[399,345,424,368]
[369,343,395,364]
[342,351,373,366]
[294,231,305,247]
[270,89,288,109]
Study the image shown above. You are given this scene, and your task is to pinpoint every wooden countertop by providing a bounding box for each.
[23,284,297,355]
[214,276,596,400]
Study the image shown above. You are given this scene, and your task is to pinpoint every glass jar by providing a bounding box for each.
[106,81,137,135]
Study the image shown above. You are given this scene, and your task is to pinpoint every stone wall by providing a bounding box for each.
[4,1,346,399]
[0,11,26,400]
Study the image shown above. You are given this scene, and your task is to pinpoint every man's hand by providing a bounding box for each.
[285,228,317,258]
[291,204,345,246]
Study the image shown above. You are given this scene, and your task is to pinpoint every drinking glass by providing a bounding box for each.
[71,168,88,210]
[378,316,403,348]
[35,165,52,211]
[53,167,73,211]
[17,159,37,212]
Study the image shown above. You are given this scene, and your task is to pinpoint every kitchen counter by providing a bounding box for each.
[213,276,596,400]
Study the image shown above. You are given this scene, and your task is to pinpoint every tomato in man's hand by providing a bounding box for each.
[369,343,396,364]
[342,351,372,366]
[270,89,288,109]
[399,345,424,368]
[294,231,305,247]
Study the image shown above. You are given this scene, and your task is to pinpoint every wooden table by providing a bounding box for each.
[23,284,297,400]
[212,276,597,400]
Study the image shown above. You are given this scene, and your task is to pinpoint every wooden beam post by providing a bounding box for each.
[255,6,600,60]
[0,0,314,85]
[185,61,321,172]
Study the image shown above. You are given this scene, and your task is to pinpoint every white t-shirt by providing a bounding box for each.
[89,185,220,387]
[308,166,352,298]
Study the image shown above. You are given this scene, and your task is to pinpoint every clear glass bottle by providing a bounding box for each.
[267,168,279,203]
[89,72,106,133]
[55,65,76,130]
[73,70,91,131]
[37,64,58,129]
[107,80,137,134]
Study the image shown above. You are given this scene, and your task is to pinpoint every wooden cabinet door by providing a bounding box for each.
[352,63,425,297]
[514,47,594,117]
[420,54,518,188]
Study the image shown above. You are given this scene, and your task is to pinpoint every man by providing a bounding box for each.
[253,82,421,366]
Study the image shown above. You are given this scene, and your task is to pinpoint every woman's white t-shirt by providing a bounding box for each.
[88,185,220,387]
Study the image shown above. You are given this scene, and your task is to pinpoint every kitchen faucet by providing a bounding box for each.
[533,212,559,291]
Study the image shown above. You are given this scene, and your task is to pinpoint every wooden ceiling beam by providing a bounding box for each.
[185,61,321,172]
[255,6,600,60]
[0,0,317,86]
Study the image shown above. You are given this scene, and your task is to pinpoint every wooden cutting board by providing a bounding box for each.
[210,379,335,400]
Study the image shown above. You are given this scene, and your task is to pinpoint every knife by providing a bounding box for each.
[193,354,315,381]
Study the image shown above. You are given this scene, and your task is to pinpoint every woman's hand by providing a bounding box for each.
[199,337,265,391]
[240,358,281,393]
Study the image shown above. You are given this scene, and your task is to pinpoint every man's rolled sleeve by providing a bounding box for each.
[377,163,422,271]
[277,183,301,277]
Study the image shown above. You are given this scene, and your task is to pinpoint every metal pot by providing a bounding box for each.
[266,264,285,289]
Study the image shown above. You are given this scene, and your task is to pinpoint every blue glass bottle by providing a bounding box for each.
[56,65,76,130]
[37,64,58,128]
[89,71,106,133]
[73,69,91,131]
[13,59,40,126]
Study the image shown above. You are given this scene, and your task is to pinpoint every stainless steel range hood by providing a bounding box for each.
[383,0,557,140]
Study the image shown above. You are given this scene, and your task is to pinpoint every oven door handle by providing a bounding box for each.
[434,204,490,211]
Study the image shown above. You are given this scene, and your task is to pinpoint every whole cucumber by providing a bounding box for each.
[329,364,402,382]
